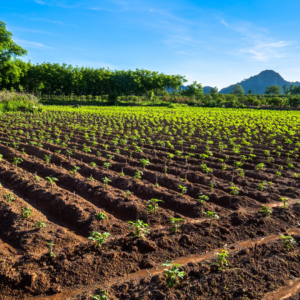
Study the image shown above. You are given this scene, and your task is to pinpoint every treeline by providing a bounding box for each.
[0,60,190,102]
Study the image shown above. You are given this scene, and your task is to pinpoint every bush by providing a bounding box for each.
[0,91,41,112]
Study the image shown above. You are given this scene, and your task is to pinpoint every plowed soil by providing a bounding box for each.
[0,107,300,300]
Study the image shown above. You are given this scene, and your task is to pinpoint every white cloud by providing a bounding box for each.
[30,17,64,25]
[14,38,54,49]
[220,20,228,26]
[34,0,46,4]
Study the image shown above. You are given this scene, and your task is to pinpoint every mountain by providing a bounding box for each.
[219,70,300,94]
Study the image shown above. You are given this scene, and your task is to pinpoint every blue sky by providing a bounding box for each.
[1,0,300,89]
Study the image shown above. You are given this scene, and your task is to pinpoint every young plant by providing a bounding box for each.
[170,218,184,232]
[140,158,150,169]
[45,176,58,189]
[47,241,55,258]
[280,235,296,250]
[178,185,187,196]
[229,183,240,195]
[162,262,186,287]
[128,220,149,238]
[134,170,143,180]
[102,177,111,189]
[93,290,109,300]
[44,155,52,164]
[70,166,80,177]
[34,221,47,228]
[96,210,107,220]
[21,207,31,218]
[260,206,272,217]
[12,157,23,169]
[211,250,228,271]
[257,181,267,191]
[146,198,164,214]
[279,197,288,209]
[90,162,96,168]
[198,194,209,204]
[88,231,111,247]
[103,162,111,170]
[203,211,219,231]
[4,193,15,202]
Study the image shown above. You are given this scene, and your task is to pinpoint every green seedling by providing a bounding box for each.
[4,193,15,202]
[21,207,31,218]
[140,158,150,169]
[90,162,96,168]
[45,176,58,189]
[178,185,187,196]
[146,198,164,214]
[12,157,23,169]
[96,210,107,220]
[93,290,109,300]
[260,206,272,217]
[88,231,111,247]
[69,166,80,177]
[162,262,186,287]
[102,177,111,189]
[279,197,288,209]
[103,162,111,169]
[198,194,209,204]
[203,211,219,231]
[35,221,46,228]
[170,218,185,232]
[211,250,228,271]
[134,170,143,180]
[280,235,296,250]
[128,220,149,238]
[46,241,55,258]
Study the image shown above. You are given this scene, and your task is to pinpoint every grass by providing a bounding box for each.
[0,91,41,112]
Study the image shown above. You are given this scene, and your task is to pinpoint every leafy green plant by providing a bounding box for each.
[203,211,219,231]
[102,177,111,189]
[279,197,288,209]
[128,220,149,238]
[21,207,31,218]
[34,221,46,228]
[170,217,184,232]
[260,206,272,216]
[93,290,109,300]
[211,250,228,271]
[146,198,164,214]
[88,231,111,247]
[12,157,23,169]
[162,262,186,287]
[198,194,209,204]
[45,176,58,189]
[134,170,143,180]
[90,162,96,168]
[140,158,150,169]
[96,210,107,220]
[70,166,80,177]
[4,193,15,202]
[178,185,187,196]
[46,241,55,258]
[280,235,296,250]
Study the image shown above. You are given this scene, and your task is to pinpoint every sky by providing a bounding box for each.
[1,0,300,89]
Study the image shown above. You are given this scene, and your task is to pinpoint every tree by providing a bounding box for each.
[0,21,27,85]
[209,87,218,94]
[180,81,203,99]
[283,84,289,95]
[265,85,281,95]
[231,84,244,95]
[289,96,300,108]
[248,90,252,94]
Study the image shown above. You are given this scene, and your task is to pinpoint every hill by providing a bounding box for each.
[219,70,300,94]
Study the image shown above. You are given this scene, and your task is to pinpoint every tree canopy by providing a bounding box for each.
[231,84,244,95]
[0,21,27,85]
[265,85,281,95]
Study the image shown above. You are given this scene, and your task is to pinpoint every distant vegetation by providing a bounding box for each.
[0,91,40,113]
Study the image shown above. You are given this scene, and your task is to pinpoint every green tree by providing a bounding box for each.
[248,90,252,94]
[209,87,218,94]
[231,84,244,95]
[0,21,27,86]
[180,81,203,99]
[265,85,281,95]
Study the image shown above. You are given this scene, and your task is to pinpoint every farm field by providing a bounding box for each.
[0,106,300,299]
